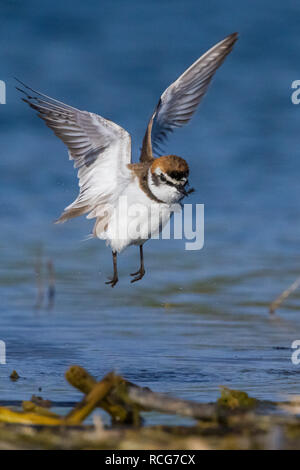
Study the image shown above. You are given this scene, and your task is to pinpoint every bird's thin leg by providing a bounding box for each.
[130,245,145,283]
[106,251,118,287]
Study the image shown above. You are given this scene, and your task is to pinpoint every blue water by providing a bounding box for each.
[1,0,300,423]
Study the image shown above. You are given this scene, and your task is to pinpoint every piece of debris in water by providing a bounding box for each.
[10,370,20,381]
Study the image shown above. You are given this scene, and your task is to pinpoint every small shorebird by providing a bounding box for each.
[17,33,238,287]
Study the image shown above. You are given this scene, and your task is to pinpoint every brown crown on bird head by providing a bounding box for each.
[150,155,189,179]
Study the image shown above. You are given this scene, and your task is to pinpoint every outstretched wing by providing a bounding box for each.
[16,81,132,222]
[140,32,238,161]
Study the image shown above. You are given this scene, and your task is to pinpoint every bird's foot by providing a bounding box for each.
[130,268,145,283]
[130,269,140,276]
[105,276,119,288]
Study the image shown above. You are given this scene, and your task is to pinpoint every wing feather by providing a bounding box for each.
[140,32,238,161]
[16,80,132,222]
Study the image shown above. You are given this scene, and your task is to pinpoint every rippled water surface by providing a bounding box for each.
[1,0,300,423]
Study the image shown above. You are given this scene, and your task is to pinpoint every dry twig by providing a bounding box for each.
[269,276,300,314]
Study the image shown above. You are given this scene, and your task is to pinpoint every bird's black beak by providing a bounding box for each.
[178,186,189,197]
[178,183,195,197]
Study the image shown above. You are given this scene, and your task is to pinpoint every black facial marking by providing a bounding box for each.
[167,170,189,181]
[151,173,160,187]
[152,171,191,197]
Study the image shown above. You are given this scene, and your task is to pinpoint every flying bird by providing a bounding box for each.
[17,32,238,287]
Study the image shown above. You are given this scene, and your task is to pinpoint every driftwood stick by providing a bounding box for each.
[269,276,300,314]
[22,401,60,419]
[124,387,216,421]
[65,365,97,394]
[65,366,142,425]
[0,406,62,426]
[64,372,119,425]
[66,366,216,422]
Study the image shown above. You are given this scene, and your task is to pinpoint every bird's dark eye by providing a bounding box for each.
[160,174,167,182]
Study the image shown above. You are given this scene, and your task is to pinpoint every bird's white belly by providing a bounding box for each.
[99,179,172,253]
